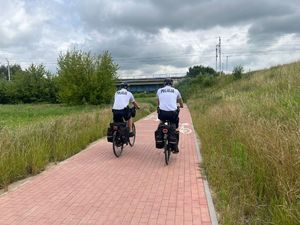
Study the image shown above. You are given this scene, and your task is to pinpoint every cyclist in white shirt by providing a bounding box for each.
[156,78,183,153]
[112,82,140,136]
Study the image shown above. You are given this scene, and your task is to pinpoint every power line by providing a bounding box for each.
[3,44,300,68]
[7,49,300,66]
[7,45,300,64]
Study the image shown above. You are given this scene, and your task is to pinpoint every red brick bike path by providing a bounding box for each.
[0,107,213,225]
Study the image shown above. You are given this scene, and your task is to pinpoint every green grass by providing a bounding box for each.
[178,62,300,225]
[0,104,104,128]
[0,100,155,189]
[135,96,156,106]
[134,92,156,98]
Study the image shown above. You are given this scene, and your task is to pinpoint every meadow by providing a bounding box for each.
[178,62,300,224]
[0,104,103,127]
[0,99,156,189]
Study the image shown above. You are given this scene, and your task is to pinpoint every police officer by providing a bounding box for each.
[112,82,140,136]
[156,78,183,153]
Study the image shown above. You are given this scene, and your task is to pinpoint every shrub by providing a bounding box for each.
[233,65,244,79]
[57,50,118,105]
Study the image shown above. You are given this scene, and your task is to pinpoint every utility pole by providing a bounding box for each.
[215,45,218,72]
[219,37,221,72]
[226,56,229,73]
[5,58,11,81]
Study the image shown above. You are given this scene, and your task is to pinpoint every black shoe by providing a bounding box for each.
[173,146,179,154]
[129,132,135,137]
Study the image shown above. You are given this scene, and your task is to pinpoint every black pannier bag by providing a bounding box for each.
[107,127,113,142]
[107,122,128,143]
[107,123,115,142]
[119,125,129,142]
[167,126,177,149]
[155,129,164,148]
[155,124,168,149]
[130,107,136,118]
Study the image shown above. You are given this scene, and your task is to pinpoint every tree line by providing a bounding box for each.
[0,50,118,105]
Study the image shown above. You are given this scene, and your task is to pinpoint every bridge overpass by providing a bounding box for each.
[116,75,186,93]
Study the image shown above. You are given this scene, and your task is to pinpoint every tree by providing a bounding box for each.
[57,50,118,105]
[186,65,216,77]
[0,64,22,80]
[44,72,59,103]
[0,63,58,104]
[10,64,56,103]
[0,65,7,80]
[0,79,10,103]
[232,65,244,80]
[89,51,118,104]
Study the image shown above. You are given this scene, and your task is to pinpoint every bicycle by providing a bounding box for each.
[157,120,178,165]
[108,107,136,157]
[155,107,180,165]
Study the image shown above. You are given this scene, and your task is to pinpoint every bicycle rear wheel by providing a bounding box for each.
[129,123,136,147]
[164,138,171,165]
[113,131,123,157]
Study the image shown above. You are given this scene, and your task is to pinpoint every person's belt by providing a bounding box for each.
[159,109,178,113]
[112,107,128,112]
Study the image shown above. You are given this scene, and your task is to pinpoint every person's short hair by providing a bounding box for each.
[164,78,173,86]
[120,82,129,89]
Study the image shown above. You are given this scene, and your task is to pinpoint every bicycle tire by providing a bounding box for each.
[164,137,171,165]
[129,123,136,147]
[113,131,123,157]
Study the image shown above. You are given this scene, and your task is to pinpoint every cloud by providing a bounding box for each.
[248,12,300,44]
[1,0,300,76]
[70,0,300,76]
[0,0,86,71]
[0,0,49,48]
[75,0,294,32]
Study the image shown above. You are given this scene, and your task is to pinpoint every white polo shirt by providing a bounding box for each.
[112,88,135,110]
[157,85,182,111]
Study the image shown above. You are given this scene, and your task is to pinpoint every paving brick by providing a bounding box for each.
[0,107,212,225]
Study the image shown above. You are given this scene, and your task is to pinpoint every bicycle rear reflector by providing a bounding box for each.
[162,128,168,134]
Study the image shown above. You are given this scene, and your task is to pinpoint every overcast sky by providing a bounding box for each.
[1,0,300,77]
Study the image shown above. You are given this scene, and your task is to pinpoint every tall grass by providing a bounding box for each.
[179,62,300,224]
[0,104,104,127]
[0,102,155,189]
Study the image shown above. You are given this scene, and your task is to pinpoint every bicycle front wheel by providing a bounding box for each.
[113,131,123,157]
[129,123,136,147]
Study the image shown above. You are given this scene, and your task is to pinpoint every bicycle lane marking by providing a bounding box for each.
[0,107,215,225]
[143,113,193,135]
